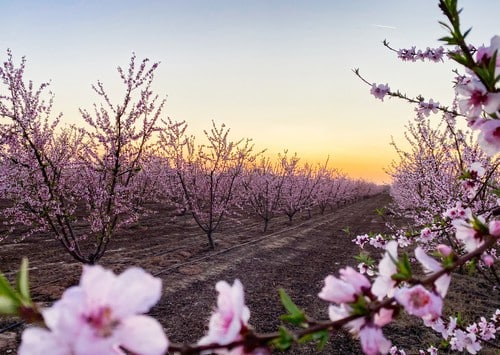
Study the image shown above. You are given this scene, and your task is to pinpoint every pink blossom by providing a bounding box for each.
[398,46,417,62]
[327,304,365,334]
[394,285,443,320]
[369,234,388,249]
[425,46,445,62]
[397,45,444,63]
[476,35,500,72]
[353,234,370,248]
[489,220,500,237]
[371,83,390,101]
[478,316,497,340]
[456,79,500,120]
[476,119,500,156]
[359,325,392,355]
[417,99,440,117]
[415,247,450,297]
[198,279,250,352]
[374,308,394,327]
[427,345,438,355]
[318,267,371,304]
[462,179,479,199]
[468,162,486,179]
[19,265,168,355]
[436,244,452,257]
[443,202,471,220]
[418,228,434,243]
[372,241,398,299]
[358,262,375,276]
[452,219,484,252]
[481,253,494,266]
[389,346,407,355]
[450,329,482,354]
[424,317,449,339]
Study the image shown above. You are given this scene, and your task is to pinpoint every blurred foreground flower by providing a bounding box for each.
[19,265,168,355]
[198,279,251,354]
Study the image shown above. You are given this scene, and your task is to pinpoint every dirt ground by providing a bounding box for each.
[0,193,498,354]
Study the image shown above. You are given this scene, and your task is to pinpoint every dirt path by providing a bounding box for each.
[2,192,498,354]
[151,193,392,354]
[1,193,392,354]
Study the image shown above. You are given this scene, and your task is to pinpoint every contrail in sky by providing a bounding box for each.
[374,24,397,30]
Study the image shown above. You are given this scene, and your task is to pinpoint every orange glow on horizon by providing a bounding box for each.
[255,148,394,185]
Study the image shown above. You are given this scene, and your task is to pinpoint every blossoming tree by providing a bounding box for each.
[158,119,258,249]
[0,52,164,263]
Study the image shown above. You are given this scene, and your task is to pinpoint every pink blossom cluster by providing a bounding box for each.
[455,36,500,155]
[461,162,486,198]
[0,52,164,263]
[370,83,390,101]
[318,241,454,355]
[397,46,445,62]
[0,49,386,263]
[352,233,388,249]
[443,202,472,220]
[416,99,440,117]
[319,266,393,355]
[424,310,500,354]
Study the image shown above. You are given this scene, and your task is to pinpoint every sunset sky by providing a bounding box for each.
[1,0,498,183]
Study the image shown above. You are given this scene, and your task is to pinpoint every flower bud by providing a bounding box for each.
[488,220,500,237]
[437,244,452,257]
[481,254,494,267]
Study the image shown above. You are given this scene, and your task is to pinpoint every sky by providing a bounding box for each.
[1,0,498,183]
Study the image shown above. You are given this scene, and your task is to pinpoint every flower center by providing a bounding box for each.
[470,90,487,106]
[85,306,119,337]
[493,126,500,138]
[409,290,430,308]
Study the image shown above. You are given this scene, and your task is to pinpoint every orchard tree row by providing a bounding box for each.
[0,51,382,264]
[0,1,499,354]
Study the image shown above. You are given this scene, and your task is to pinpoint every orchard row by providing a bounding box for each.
[0,52,382,264]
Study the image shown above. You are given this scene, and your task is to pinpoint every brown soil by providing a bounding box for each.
[0,193,498,354]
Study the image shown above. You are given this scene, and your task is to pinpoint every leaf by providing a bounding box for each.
[355,252,375,267]
[315,330,329,350]
[16,257,31,304]
[400,253,412,277]
[462,27,472,39]
[350,295,369,316]
[279,289,306,326]
[0,273,18,301]
[271,326,294,351]
[391,273,410,282]
[391,253,412,282]
[298,329,329,350]
[0,295,18,315]
[449,53,469,66]
[471,216,489,235]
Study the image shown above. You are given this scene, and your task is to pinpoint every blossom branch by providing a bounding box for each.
[352,68,463,117]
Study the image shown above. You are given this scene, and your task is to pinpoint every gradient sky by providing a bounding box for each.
[1,0,498,183]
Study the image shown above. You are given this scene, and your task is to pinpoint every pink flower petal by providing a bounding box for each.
[359,326,392,355]
[19,328,69,355]
[111,267,163,318]
[118,315,169,355]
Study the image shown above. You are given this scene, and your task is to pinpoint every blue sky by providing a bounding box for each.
[1,0,498,182]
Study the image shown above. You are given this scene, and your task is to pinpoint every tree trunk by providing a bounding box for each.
[263,218,269,233]
[207,230,215,249]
